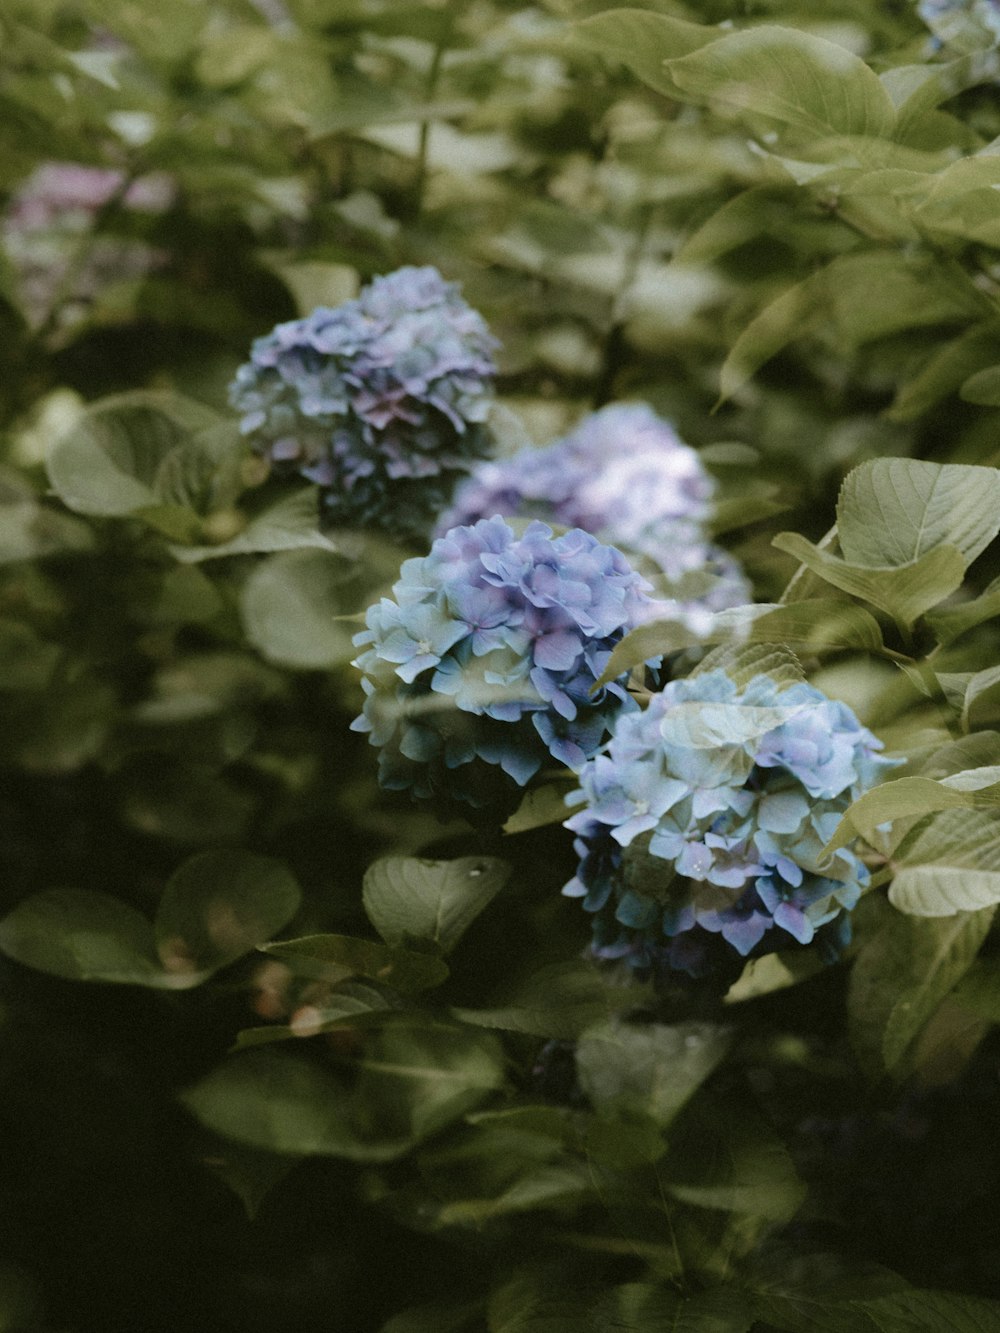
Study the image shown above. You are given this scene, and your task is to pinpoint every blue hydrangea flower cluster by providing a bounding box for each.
[229,266,499,540]
[437,402,750,614]
[563,669,892,978]
[351,516,660,818]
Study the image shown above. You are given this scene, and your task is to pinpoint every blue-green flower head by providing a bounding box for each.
[437,402,750,616]
[563,670,895,977]
[229,266,499,541]
[351,517,661,819]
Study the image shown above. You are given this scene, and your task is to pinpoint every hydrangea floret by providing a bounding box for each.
[229,266,499,540]
[351,516,661,817]
[563,669,894,977]
[437,402,750,614]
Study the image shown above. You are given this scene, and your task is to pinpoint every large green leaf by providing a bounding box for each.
[154,849,301,984]
[837,458,1000,569]
[824,770,1000,859]
[46,392,224,519]
[0,889,165,986]
[889,808,1000,916]
[576,1018,730,1131]
[171,489,339,562]
[571,10,721,98]
[720,253,985,400]
[913,154,1000,248]
[184,1022,504,1160]
[927,574,1000,645]
[848,898,994,1076]
[664,27,896,139]
[362,855,509,956]
[771,533,965,628]
[591,1283,754,1333]
[937,665,1000,730]
[241,548,359,669]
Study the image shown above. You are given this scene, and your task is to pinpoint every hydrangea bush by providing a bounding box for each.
[351,515,660,816]
[440,402,751,614]
[229,266,499,540]
[564,670,893,978]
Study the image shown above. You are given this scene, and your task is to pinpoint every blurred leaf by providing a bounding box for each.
[663,1101,806,1222]
[848,898,994,1076]
[154,849,301,986]
[887,327,1000,421]
[200,1139,299,1221]
[362,855,509,957]
[0,495,93,564]
[960,364,1000,406]
[0,618,59,691]
[724,951,826,1004]
[837,458,1000,569]
[0,889,164,986]
[382,1299,484,1333]
[46,393,222,518]
[235,981,401,1049]
[951,957,1000,1024]
[576,1018,730,1130]
[185,1022,503,1160]
[720,253,984,401]
[592,1283,754,1332]
[453,960,645,1039]
[913,155,1000,248]
[262,933,450,992]
[771,533,965,629]
[241,548,359,669]
[571,10,720,98]
[665,27,895,139]
[171,488,338,562]
[6,676,115,773]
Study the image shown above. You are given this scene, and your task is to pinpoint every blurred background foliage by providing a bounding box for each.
[6,0,1000,1329]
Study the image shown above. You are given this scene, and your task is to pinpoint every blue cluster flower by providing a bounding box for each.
[437,402,750,614]
[229,266,499,540]
[351,516,660,818]
[563,670,893,978]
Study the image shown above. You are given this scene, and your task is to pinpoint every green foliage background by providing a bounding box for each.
[5,0,1000,1329]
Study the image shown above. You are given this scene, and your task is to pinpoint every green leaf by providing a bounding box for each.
[576,1018,730,1131]
[185,1023,504,1160]
[503,781,577,835]
[848,898,994,1076]
[720,253,985,401]
[887,327,1000,422]
[692,642,805,690]
[824,772,1000,859]
[453,960,646,1040]
[913,154,1000,248]
[362,856,509,956]
[771,533,965,628]
[926,574,1000,645]
[154,850,301,986]
[171,489,338,562]
[960,364,1000,406]
[724,951,826,1005]
[241,548,359,669]
[0,619,60,692]
[0,889,164,986]
[46,392,221,518]
[663,1101,806,1222]
[837,458,1000,569]
[951,957,1000,1024]
[665,26,895,139]
[937,665,1000,730]
[261,933,450,992]
[200,1138,299,1221]
[0,495,93,564]
[889,808,1000,916]
[858,1289,1000,1332]
[571,10,721,98]
[234,981,401,1049]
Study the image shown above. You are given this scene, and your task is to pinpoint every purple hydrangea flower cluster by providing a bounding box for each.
[3,163,172,339]
[437,402,750,613]
[229,266,499,540]
[351,516,660,818]
[563,669,892,978]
